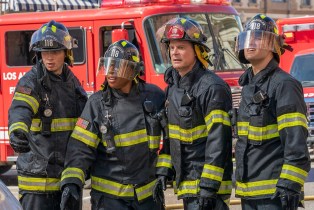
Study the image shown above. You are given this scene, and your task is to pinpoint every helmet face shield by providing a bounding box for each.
[97,57,139,80]
[235,30,280,54]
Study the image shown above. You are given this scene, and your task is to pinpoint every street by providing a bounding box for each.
[1,161,314,210]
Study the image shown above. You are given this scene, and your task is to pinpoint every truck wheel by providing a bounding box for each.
[0,165,12,174]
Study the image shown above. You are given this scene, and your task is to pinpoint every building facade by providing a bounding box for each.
[232,0,314,23]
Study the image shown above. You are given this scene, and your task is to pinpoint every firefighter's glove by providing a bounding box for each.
[153,176,167,206]
[9,130,30,153]
[199,188,217,210]
[271,187,300,210]
[60,184,80,210]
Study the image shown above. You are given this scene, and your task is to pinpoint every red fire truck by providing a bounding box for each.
[0,0,244,174]
[277,16,314,149]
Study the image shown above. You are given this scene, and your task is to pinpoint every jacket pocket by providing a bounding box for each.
[16,151,48,176]
[248,106,275,145]
[178,106,193,144]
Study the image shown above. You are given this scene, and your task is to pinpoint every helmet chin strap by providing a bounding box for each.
[194,45,212,69]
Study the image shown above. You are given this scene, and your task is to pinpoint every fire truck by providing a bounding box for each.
[0,0,244,174]
[277,16,314,149]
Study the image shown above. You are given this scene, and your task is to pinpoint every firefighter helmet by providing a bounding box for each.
[160,17,209,51]
[159,17,211,68]
[235,14,284,64]
[29,20,77,66]
[97,40,141,80]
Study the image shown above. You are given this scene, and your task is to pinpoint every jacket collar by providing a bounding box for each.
[239,58,278,86]
[165,60,204,90]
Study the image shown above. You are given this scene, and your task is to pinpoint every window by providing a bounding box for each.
[249,0,257,3]
[99,26,139,58]
[5,28,85,66]
[272,0,286,2]
[234,0,241,2]
[144,13,244,73]
[301,0,311,6]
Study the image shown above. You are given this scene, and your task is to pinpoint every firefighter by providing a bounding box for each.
[234,14,311,210]
[60,40,165,210]
[155,17,233,210]
[8,20,87,210]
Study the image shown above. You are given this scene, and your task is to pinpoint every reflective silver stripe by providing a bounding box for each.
[148,135,160,149]
[114,129,148,147]
[30,118,77,132]
[237,122,279,141]
[13,92,39,114]
[9,122,28,135]
[177,180,200,197]
[135,180,156,201]
[91,176,134,197]
[61,167,85,184]
[236,179,277,197]
[156,154,172,168]
[71,126,100,148]
[205,110,231,132]
[18,176,60,191]
[201,164,224,182]
[169,124,207,143]
[280,164,308,185]
[277,113,308,130]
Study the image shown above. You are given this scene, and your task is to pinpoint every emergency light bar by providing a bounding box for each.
[101,0,231,7]
[283,23,314,32]
[283,23,314,43]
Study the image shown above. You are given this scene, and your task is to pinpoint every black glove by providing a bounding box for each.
[60,184,80,210]
[271,187,300,210]
[199,188,217,210]
[9,130,30,153]
[153,176,167,206]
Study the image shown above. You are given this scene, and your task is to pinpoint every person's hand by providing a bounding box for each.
[199,188,216,210]
[9,130,30,153]
[60,184,80,210]
[153,176,167,206]
[271,187,300,210]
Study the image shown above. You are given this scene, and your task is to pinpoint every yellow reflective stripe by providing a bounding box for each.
[237,122,249,135]
[237,122,279,141]
[9,122,29,135]
[169,124,207,143]
[18,176,60,191]
[136,180,156,201]
[13,92,39,114]
[177,180,200,197]
[236,179,277,197]
[277,112,308,131]
[201,164,224,182]
[30,118,77,132]
[61,167,85,184]
[115,129,148,147]
[280,164,308,185]
[217,181,232,194]
[156,154,172,168]
[71,126,100,148]
[148,135,160,149]
[91,176,134,197]
[205,110,231,132]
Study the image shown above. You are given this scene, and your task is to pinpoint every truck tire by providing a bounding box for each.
[0,165,12,174]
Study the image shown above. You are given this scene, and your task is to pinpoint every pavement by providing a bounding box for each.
[1,160,314,209]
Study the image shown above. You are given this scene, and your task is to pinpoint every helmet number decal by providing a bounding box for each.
[250,22,261,30]
[110,49,120,58]
[44,40,54,47]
